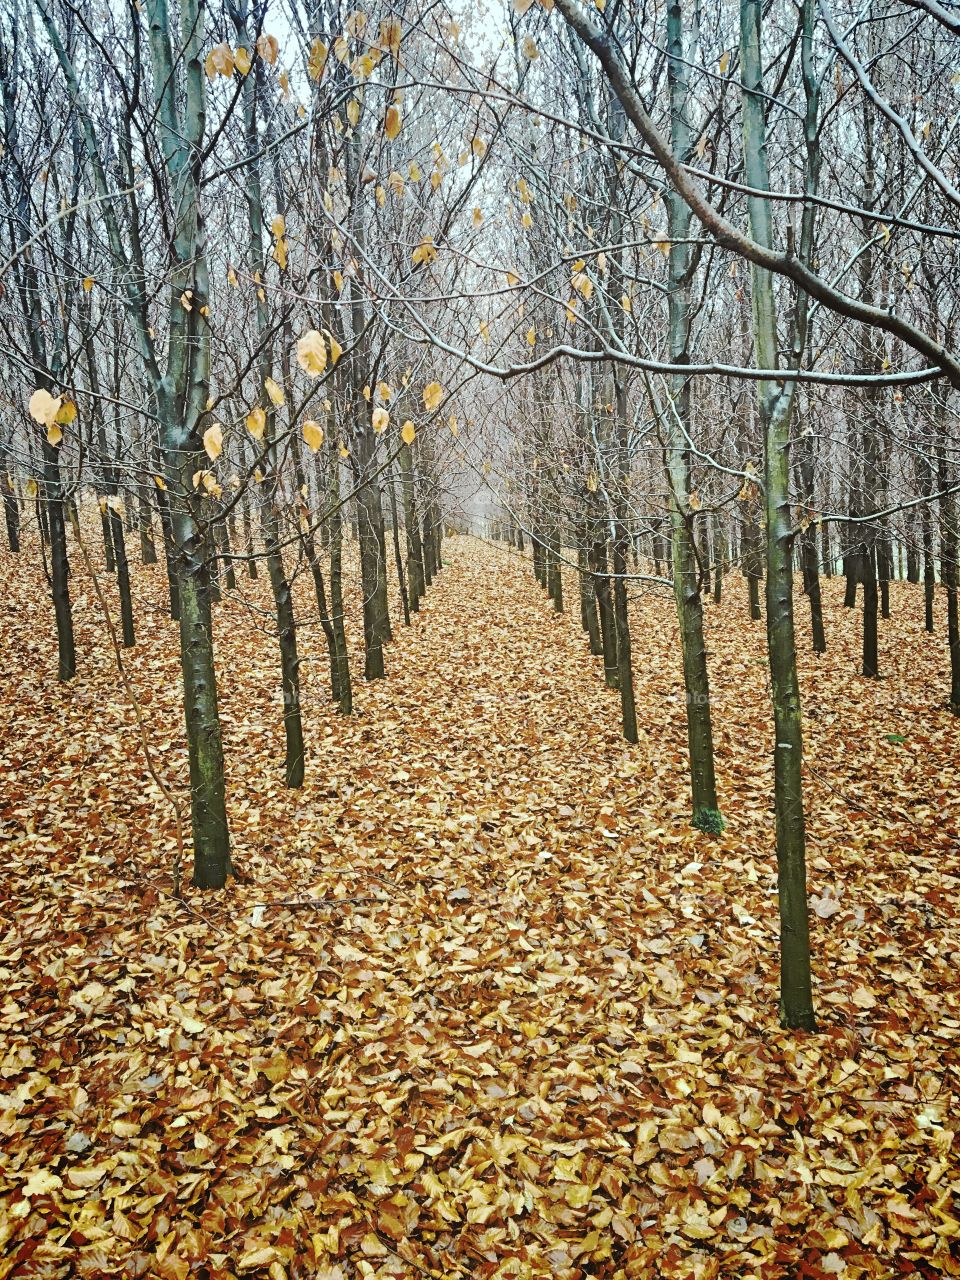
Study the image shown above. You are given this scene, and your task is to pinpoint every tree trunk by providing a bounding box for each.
[741,0,815,1030]
[2,449,20,552]
[399,434,425,612]
[664,1,721,829]
[43,440,76,681]
[578,543,602,655]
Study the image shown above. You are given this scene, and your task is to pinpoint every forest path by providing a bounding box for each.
[1,534,958,1275]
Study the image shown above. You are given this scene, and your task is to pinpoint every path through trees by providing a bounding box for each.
[1,531,957,1274]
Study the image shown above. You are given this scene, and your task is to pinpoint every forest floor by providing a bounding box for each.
[1,528,959,1279]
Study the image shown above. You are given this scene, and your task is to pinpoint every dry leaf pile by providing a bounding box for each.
[1,530,958,1279]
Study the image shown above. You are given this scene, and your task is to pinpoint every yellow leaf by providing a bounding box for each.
[154,475,166,490]
[323,330,343,365]
[339,443,349,458]
[571,270,592,300]
[564,1183,593,1208]
[56,399,77,424]
[423,382,443,411]
[235,45,252,75]
[380,17,402,56]
[347,97,361,127]
[719,50,730,75]
[372,406,389,433]
[296,330,327,377]
[238,1247,280,1271]
[227,265,238,286]
[203,424,223,461]
[256,33,278,64]
[25,477,38,499]
[271,214,286,238]
[303,420,324,451]
[401,420,416,445]
[526,326,536,346]
[246,407,266,440]
[308,38,328,80]
[448,414,458,437]
[385,104,402,140]
[205,42,234,78]
[29,388,61,425]
[273,237,287,271]
[412,236,438,266]
[46,423,63,447]
[265,377,285,406]
[23,1168,62,1198]
[81,275,94,291]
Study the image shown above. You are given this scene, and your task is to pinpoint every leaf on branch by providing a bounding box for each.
[423,382,443,411]
[385,105,402,141]
[296,331,328,378]
[257,34,279,65]
[412,237,438,266]
[246,407,266,440]
[302,420,324,451]
[401,420,416,445]
[28,389,62,426]
[205,43,234,79]
[203,424,223,461]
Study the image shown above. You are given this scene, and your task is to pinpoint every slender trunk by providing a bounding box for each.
[578,543,602,655]
[2,452,20,552]
[110,506,135,648]
[796,426,826,652]
[611,384,637,743]
[357,473,388,680]
[590,540,619,688]
[664,1,720,827]
[399,434,425,611]
[328,445,352,713]
[233,4,304,786]
[712,513,723,604]
[139,487,158,565]
[215,514,237,592]
[43,441,76,681]
[742,0,815,1030]
[547,535,563,611]
[387,455,411,626]
[155,472,181,621]
[938,423,960,712]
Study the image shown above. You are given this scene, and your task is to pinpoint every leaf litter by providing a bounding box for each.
[0,534,958,1278]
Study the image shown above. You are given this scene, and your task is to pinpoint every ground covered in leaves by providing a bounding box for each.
[1,526,959,1279]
